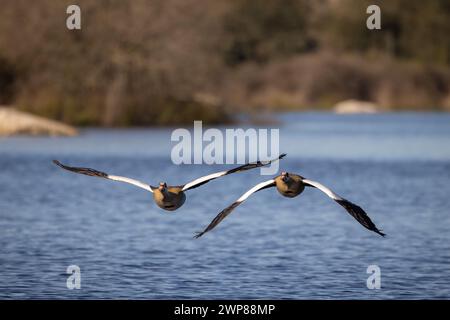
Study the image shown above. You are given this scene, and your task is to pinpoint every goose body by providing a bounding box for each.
[274,173,304,197]
[195,171,385,238]
[152,186,186,211]
[53,154,285,212]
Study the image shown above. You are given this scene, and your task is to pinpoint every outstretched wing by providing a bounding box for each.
[182,154,285,192]
[302,178,385,237]
[194,179,276,238]
[53,160,155,193]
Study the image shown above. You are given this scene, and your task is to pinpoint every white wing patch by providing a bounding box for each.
[108,175,154,193]
[302,179,342,201]
[193,179,276,238]
[237,179,276,202]
[181,171,227,191]
[182,154,286,192]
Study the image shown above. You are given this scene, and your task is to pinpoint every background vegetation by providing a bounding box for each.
[0,0,449,126]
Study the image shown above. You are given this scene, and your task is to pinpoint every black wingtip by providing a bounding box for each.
[376,230,386,237]
[193,231,205,239]
[279,153,287,160]
[53,160,63,167]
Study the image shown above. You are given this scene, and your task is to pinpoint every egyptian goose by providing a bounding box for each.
[195,171,385,237]
[52,154,285,211]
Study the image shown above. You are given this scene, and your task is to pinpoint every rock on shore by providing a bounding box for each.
[333,99,380,114]
[0,107,78,136]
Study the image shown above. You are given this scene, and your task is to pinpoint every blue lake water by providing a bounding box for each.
[1,112,450,299]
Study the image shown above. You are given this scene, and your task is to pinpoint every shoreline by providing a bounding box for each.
[1,110,448,138]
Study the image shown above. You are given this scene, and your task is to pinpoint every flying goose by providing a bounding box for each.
[52,154,285,211]
[195,171,385,238]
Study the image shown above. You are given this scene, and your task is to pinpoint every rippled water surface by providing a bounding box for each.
[1,113,450,299]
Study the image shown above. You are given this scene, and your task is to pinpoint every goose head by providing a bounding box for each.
[158,182,167,191]
[281,171,290,182]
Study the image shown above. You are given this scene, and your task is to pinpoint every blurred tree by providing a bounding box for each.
[322,0,450,65]
[0,56,15,104]
[223,0,316,65]
[0,0,230,126]
[0,0,449,124]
